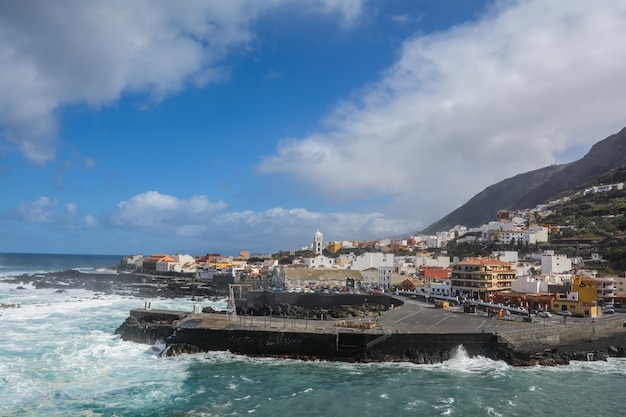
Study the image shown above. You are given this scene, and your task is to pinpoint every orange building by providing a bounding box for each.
[450,258,516,300]
[421,266,451,280]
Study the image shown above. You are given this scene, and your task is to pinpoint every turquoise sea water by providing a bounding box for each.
[1,253,625,416]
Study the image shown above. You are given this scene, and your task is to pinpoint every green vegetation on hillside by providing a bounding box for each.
[445,187,626,274]
[540,189,626,236]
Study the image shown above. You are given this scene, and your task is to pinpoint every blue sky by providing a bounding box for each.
[2,0,626,256]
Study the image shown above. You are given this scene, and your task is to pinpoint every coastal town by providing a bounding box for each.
[97,183,626,366]
[119,183,626,320]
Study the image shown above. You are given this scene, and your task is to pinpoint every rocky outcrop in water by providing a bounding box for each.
[5,269,224,298]
[160,343,202,357]
[114,310,187,344]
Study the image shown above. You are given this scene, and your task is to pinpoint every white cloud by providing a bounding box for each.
[6,188,409,253]
[9,196,79,224]
[85,214,99,229]
[109,191,228,234]
[66,203,78,216]
[105,190,413,253]
[0,0,365,164]
[314,0,364,27]
[202,206,417,253]
[11,197,58,223]
[259,0,626,227]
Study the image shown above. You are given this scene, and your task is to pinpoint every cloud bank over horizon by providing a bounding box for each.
[7,191,404,254]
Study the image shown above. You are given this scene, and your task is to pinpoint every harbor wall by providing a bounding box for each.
[166,327,497,363]
[498,319,626,360]
[503,320,624,347]
[116,309,626,365]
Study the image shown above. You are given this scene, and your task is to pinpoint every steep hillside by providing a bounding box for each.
[421,126,626,234]
[512,126,626,209]
[421,164,566,234]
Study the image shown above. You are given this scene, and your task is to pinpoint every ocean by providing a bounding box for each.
[0,253,624,416]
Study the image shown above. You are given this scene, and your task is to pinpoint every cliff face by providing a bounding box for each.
[421,126,626,234]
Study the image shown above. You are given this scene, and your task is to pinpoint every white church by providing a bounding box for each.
[300,230,337,268]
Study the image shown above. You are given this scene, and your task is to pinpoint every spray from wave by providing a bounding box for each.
[429,345,510,376]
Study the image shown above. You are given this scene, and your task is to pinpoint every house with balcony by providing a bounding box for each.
[593,276,616,307]
[450,258,516,300]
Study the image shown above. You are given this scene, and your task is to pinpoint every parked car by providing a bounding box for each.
[604,309,615,314]
[538,311,552,318]
[558,311,573,316]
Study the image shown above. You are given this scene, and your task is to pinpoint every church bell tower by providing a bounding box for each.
[313,230,323,255]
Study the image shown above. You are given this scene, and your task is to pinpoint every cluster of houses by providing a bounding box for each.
[121,251,278,280]
[274,231,622,317]
[121,183,626,318]
[121,228,623,318]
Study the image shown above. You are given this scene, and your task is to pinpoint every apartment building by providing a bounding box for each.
[450,258,516,300]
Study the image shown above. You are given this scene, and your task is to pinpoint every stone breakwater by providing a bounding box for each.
[115,308,499,363]
[495,319,626,365]
[115,302,626,366]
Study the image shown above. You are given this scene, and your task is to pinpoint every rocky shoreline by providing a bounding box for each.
[3,269,227,299]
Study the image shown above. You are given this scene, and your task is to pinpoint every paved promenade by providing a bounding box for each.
[173,297,623,335]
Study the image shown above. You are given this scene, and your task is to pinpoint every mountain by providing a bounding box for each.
[420,126,626,235]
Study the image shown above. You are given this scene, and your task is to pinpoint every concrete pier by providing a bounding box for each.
[116,298,626,365]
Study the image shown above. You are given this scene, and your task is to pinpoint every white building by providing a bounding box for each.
[301,254,335,268]
[492,251,519,264]
[511,275,548,293]
[541,251,572,275]
[594,276,616,305]
[430,280,451,297]
[121,254,143,266]
[528,225,549,243]
[349,252,395,271]
[413,255,451,268]
[583,182,624,195]
[171,254,197,273]
[615,275,626,294]
[449,224,468,238]
[378,266,393,290]
[424,236,441,248]
[496,230,544,245]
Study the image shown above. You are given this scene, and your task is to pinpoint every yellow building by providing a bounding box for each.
[574,274,598,304]
[326,241,342,254]
[551,275,599,317]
